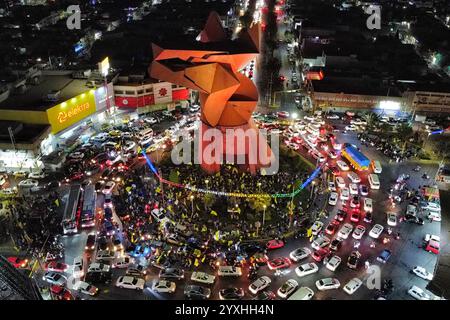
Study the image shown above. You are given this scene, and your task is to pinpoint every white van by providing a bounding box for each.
[136,128,153,140]
[368,174,380,190]
[372,160,382,173]
[217,266,242,277]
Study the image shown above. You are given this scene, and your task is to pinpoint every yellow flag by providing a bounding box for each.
[210,210,218,216]
[54,199,60,207]
[307,227,312,238]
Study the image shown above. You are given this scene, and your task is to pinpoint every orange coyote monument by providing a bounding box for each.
[149,12,274,173]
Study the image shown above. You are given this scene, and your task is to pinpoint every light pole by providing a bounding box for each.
[190,195,195,218]
[262,204,267,228]
[205,179,209,189]
[310,180,316,200]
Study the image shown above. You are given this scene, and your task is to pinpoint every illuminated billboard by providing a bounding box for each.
[46,90,97,134]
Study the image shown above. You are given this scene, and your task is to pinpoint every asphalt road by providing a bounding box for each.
[50,111,443,300]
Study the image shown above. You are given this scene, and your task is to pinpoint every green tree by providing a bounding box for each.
[362,112,380,129]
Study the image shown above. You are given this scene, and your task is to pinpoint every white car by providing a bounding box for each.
[72,256,84,278]
[311,220,324,236]
[249,276,271,294]
[326,255,341,272]
[387,212,397,226]
[340,187,350,201]
[311,236,330,250]
[408,285,431,300]
[116,276,145,290]
[337,223,353,240]
[316,278,340,291]
[69,152,84,159]
[113,256,134,269]
[347,172,361,183]
[328,181,337,192]
[152,280,176,293]
[289,247,312,262]
[336,176,346,188]
[217,266,242,277]
[102,181,116,194]
[343,278,362,295]
[349,183,358,195]
[422,202,441,212]
[28,171,46,179]
[345,125,357,131]
[121,132,133,139]
[277,279,299,299]
[369,224,384,239]
[123,140,136,151]
[139,135,153,146]
[363,198,373,213]
[191,271,215,284]
[328,192,338,206]
[18,179,39,188]
[337,160,350,171]
[72,281,99,296]
[88,263,111,273]
[295,263,319,278]
[412,266,433,281]
[144,117,158,124]
[288,287,314,300]
[352,225,366,239]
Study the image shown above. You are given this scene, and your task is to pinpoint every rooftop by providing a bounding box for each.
[0,75,89,111]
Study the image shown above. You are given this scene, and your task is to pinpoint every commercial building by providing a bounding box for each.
[0,71,114,171]
[113,71,191,114]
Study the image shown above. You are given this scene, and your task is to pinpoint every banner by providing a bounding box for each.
[153,82,173,104]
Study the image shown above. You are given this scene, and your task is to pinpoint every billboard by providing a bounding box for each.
[46,90,97,134]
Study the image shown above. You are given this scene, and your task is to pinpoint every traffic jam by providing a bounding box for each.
[4,108,443,301]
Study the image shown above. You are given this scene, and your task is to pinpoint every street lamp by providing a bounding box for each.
[190,195,195,218]
[291,112,298,120]
[205,179,209,188]
[262,204,267,228]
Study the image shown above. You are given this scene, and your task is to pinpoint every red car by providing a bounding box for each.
[267,257,291,270]
[350,212,360,223]
[311,248,330,262]
[65,172,84,182]
[45,261,69,273]
[50,285,75,300]
[266,239,285,250]
[325,221,339,235]
[7,257,29,269]
[277,111,289,118]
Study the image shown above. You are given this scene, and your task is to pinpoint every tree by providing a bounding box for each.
[362,112,380,129]
[248,196,271,213]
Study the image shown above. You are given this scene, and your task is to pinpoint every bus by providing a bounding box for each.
[341,145,370,171]
[368,174,380,190]
[81,184,97,228]
[62,184,83,235]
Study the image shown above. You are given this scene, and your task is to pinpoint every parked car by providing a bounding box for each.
[184,284,211,299]
[316,278,340,291]
[116,276,145,290]
[411,266,433,281]
[190,271,215,285]
[72,281,99,296]
[277,279,298,299]
[151,280,176,293]
[289,247,311,262]
[347,251,361,269]
[369,224,384,239]
[295,263,319,278]
[42,271,67,286]
[249,276,271,294]
[408,285,431,300]
[219,287,244,300]
[377,249,392,263]
[343,278,363,295]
